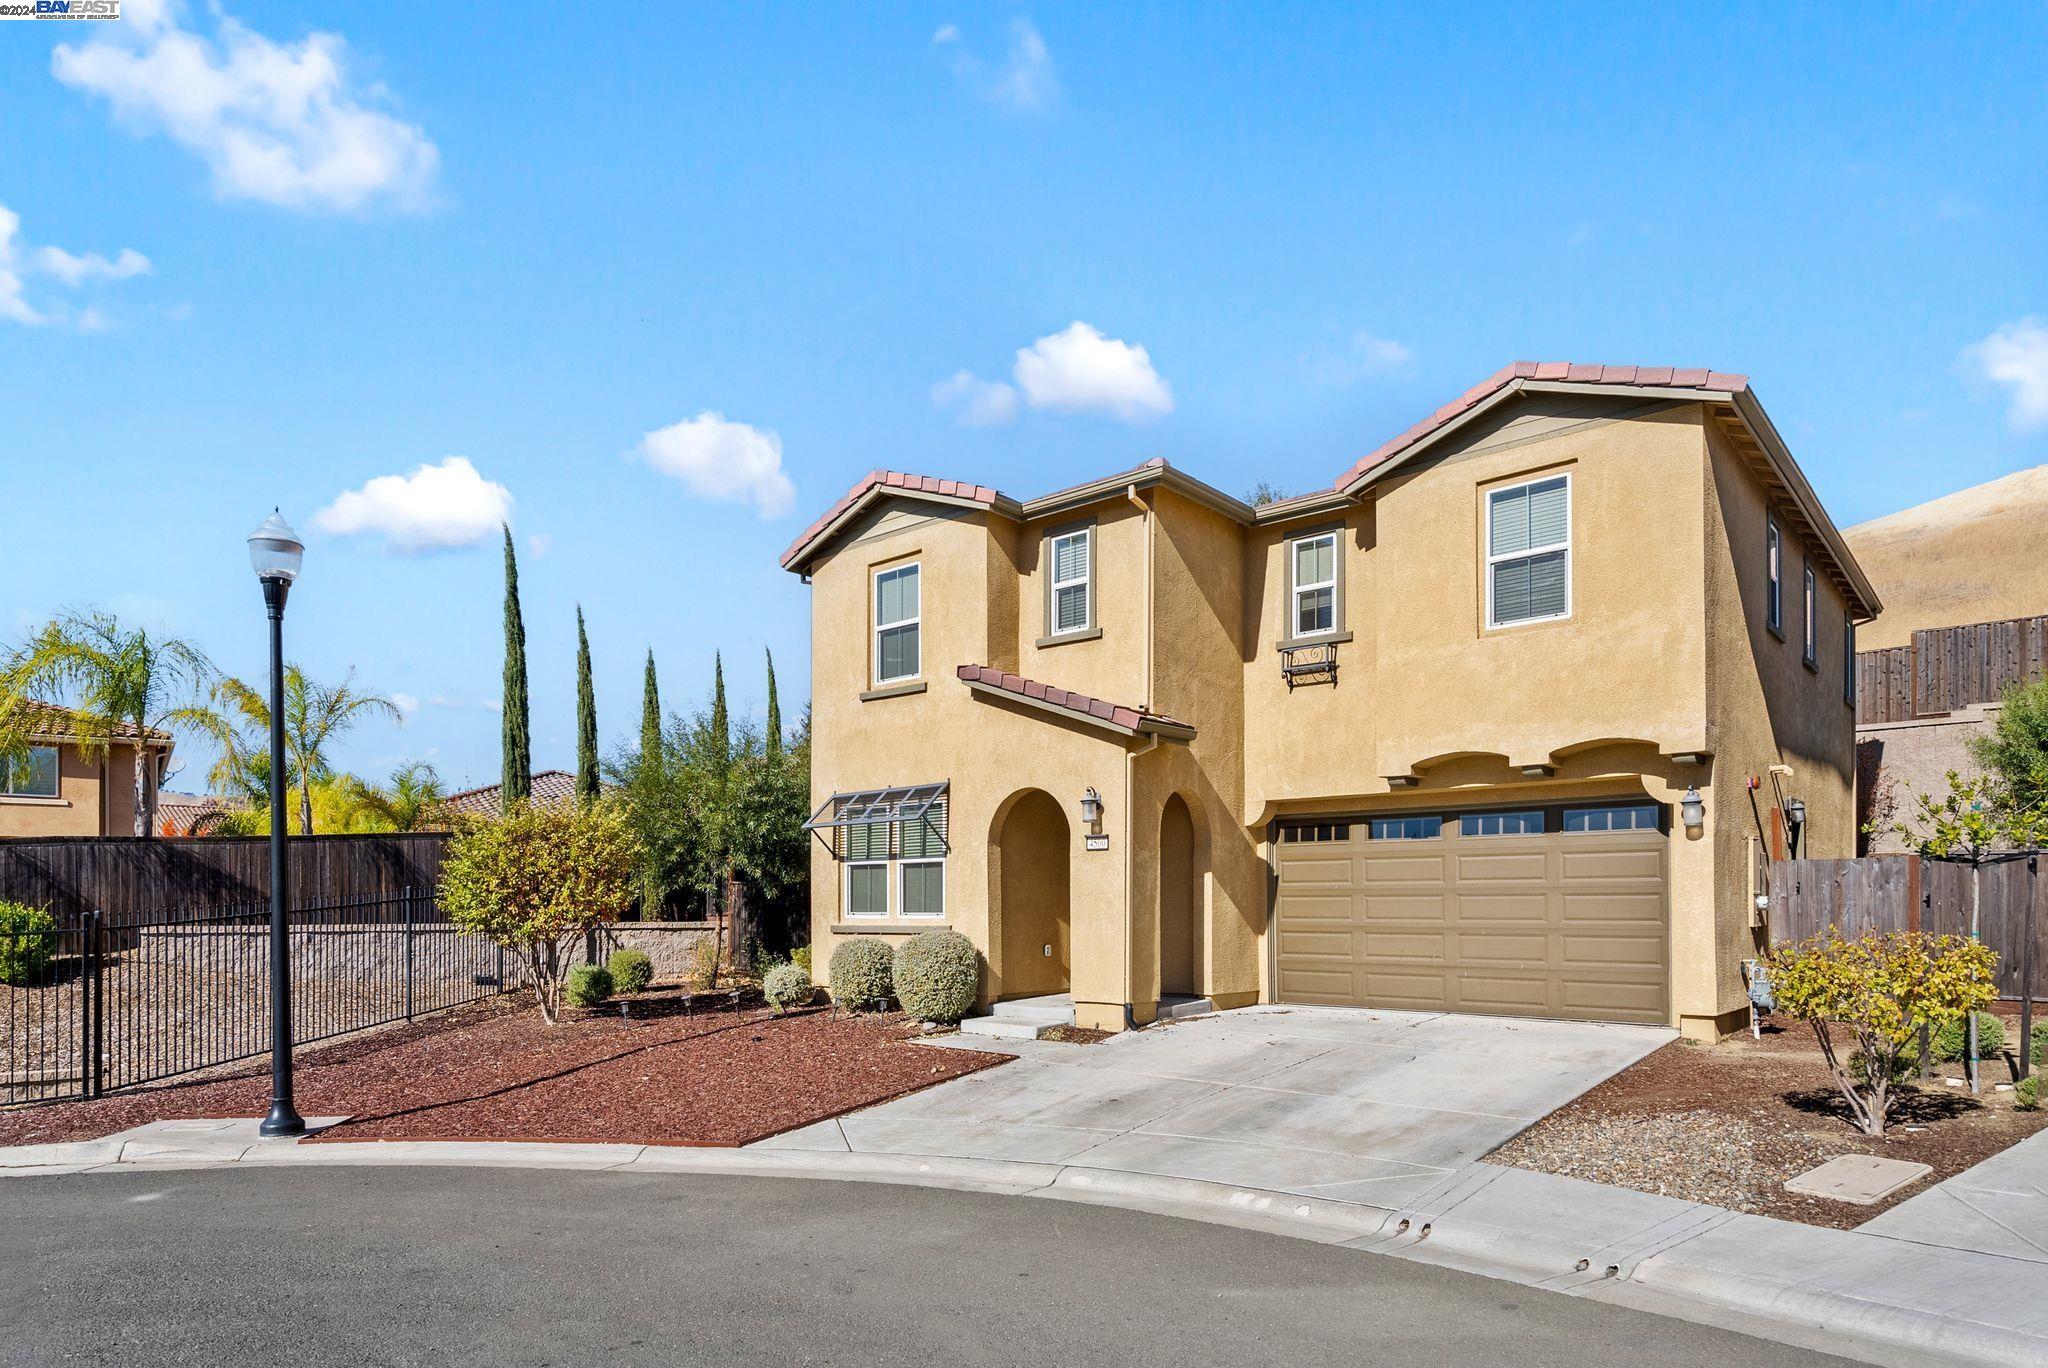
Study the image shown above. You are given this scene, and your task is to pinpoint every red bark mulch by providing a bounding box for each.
[0,990,1009,1149]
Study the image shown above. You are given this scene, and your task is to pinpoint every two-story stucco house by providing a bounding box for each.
[0,701,174,838]
[782,363,1881,1041]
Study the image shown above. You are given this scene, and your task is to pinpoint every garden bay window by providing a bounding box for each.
[1047,526,1093,636]
[805,783,949,921]
[1290,531,1338,637]
[874,563,920,684]
[1486,474,1570,628]
[0,746,58,798]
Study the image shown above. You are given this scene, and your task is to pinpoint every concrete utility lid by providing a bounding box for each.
[1785,1154,1934,1205]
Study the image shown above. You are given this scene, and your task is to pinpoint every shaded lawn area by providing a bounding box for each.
[0,989,1009,1148]
[1492,1002,2048,1230]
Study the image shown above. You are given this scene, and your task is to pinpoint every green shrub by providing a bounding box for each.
[565,964,613,1008]
[764,962,813,1012]
[2031,1020,2048,1066]
[892,930,981,1024]
[0,902,55,986]
[1849,1049,1919,1088]
[828,938,893,1010]
[1933,1011,2007,1063]
[791,945,812,975]
[2016,1075,2041,1112]
[607,948,653,994]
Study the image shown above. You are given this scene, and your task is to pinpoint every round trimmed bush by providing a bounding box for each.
[565,963,613,1008]
[1933,1011,2006,1063]
[892,930,981,1024]
[607,948,654,994]
[764,961,813,1013]
[2030,1020,2048,1066]
[2016,1075,2041,1112]
[0,902,55,987]
[828,938,893,1010]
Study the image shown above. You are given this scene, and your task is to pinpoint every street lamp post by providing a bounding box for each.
[249,510,306,1139]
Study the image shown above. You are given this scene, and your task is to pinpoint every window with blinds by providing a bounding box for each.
[0,746,58,798]
[874,563,921,684]
[1048,528,1093,635]
[1291,531,1337,637]
[840,799,948,920]
[1486,474,1571,628]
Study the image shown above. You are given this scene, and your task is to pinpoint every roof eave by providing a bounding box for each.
[1726,387,1883,621]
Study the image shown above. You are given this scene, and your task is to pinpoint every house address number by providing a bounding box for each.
[1084,833,1110,852]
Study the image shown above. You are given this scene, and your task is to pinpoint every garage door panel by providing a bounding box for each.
[1276,802,1668,1026]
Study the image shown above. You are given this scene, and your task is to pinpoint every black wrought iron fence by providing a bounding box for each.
[2,890,520,1106]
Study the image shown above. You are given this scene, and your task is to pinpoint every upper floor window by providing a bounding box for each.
[1765,514,1783,636]
[1486,474,1570,628]
[873,563,921,684]
[1802,562,1818,668]
[1046,526,1094,637]
[1844,613,1857,705]
[0,746,59,799]
[1290,531,1339,638]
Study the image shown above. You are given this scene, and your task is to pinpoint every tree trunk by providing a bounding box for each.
[132,746,150,837]
[300,776,315,836]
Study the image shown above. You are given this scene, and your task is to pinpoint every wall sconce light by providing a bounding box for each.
[1784,797,1806,857]
[1680,786,1705,835]
[1079,786,1103,833]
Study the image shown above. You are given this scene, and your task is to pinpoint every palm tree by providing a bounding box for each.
[364,761,446,832]
[0,611,221,837]
[204,665,404,835]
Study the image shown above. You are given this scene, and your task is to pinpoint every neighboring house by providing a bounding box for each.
[0,701,174,839]
[439,770,578,821]
[1854,613,2048,853]
[155,790,237,837]
[783,362,1879,1041]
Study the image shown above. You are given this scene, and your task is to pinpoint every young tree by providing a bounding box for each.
[1888,770,2048,858]
[764,648,782,766]
[639,650,661,761]
[1971,675,2048,821]
[440,799,642,1024]
[200,666,403,835]
[500,525,532,814]
[708,651,731,771]
[0,611,221,837]
[1764,929,1998,1136]
[574,607,599,805]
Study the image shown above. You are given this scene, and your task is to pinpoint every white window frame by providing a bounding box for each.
[1289,531,1339,639]
[1766,514,1783,635]
[872,562,921,686]
[844,858,890,919]
[1484,473,1573,630]
[1047,527,1094,636]
[899,858,946,918]
[0,745,59,799]
[1802,562,1818,667]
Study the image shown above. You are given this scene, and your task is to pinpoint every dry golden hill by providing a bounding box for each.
[1844,463,2048,650]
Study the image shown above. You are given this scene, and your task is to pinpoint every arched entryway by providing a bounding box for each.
[991,789,1072,998]
[1158,793,1201,997]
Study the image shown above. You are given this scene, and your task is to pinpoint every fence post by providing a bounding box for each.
[2022,854,2038,1084]
[403,887,416,1022]
[88,910,104,1100]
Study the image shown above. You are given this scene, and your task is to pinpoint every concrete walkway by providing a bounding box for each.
[1859,1125,2048,1263]
[759,1004,1671,1207]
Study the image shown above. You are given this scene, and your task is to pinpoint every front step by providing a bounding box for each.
[961,993,1074,1040]
[1154,995,1215,1022]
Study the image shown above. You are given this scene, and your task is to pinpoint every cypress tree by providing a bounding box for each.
[764,648,782,766]
[500,524,532,813]
[639,650,661,760]
[574,606,599,804]
[709,651,730,771]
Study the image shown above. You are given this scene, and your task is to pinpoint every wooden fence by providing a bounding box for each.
[0,833,450,927]
[1768,853,2045,1001]
[1857,613,2048,724]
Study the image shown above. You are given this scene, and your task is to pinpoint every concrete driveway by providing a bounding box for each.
[758,1005,1672,1208]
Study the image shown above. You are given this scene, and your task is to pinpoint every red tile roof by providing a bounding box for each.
[956,664,1195,738]
[4,700,174,748]
[1330,361,1747,492]
[780,470,1004,569]
[440,769,580,819]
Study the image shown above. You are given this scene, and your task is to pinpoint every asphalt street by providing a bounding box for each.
[0,1167,1857,1367]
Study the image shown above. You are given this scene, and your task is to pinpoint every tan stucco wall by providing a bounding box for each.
[1855,707,1995,855]
[0,741,157,839]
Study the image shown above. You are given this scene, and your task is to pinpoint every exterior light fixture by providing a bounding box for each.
[1079,787,1103,831]
[1680,785,1705,835]
[1784,797,1806,858]
[248,509,305,1140]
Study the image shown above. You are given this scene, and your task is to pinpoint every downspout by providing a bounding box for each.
[1122,482,1156,1030]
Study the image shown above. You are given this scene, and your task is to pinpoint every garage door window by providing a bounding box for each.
[1281,822,1350,843]
[1369,815,1442,840]
[1461,810,1543,836]
[1564,803,1660,833]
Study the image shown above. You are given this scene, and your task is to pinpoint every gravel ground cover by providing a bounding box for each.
[0,988,1009,1148]
[1492,1003,2048,1229]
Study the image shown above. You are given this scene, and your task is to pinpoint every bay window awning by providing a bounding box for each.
[804,781,950,859]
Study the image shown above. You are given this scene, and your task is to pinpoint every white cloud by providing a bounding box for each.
[938,19,1057,113]
[311,456,514,552]
[526,532,554,557]
[635,412,796,518]
[1963,318,2048,432]
[0,203,151,329]
[52,1,438,214]
[931,369,1021,426]
[1014,322,1174,420]
[1307,330,1414,386]
[390,692,420,716]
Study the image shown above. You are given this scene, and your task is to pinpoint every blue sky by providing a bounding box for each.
[3,2,2045,791]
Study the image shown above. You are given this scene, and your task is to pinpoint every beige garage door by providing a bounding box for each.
[1273,801,1668,1025]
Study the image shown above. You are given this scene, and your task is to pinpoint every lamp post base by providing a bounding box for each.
[259,1102,307,1139]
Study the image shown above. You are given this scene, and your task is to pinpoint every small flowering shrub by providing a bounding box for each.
[764,962,813,1013]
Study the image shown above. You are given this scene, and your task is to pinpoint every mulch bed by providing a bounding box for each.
[0,988,1009,1149]
[1492,1002,2048,1229]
